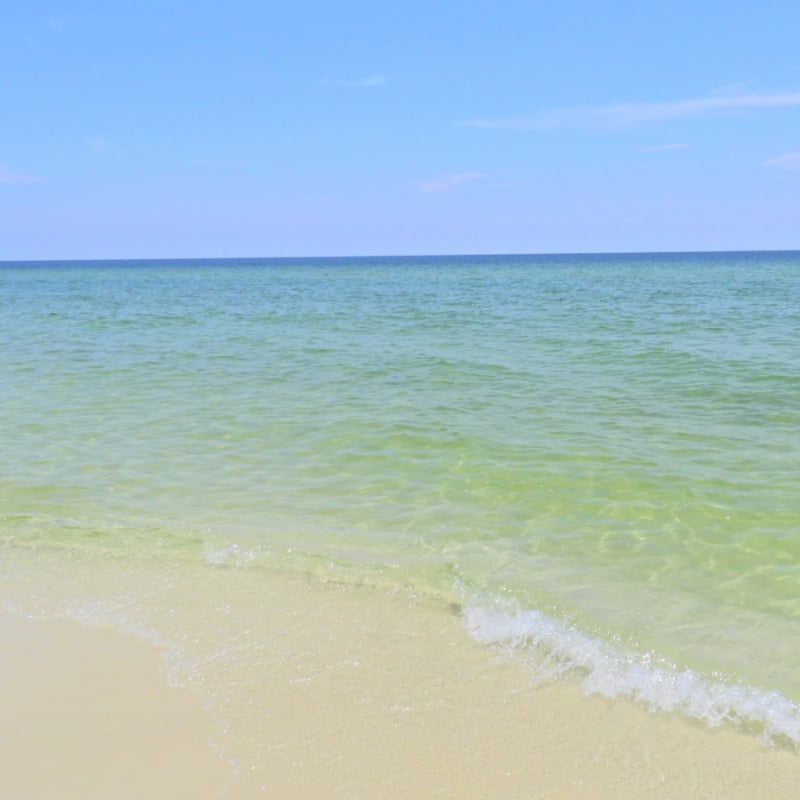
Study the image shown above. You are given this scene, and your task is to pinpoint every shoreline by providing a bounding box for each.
[3,552,800,798]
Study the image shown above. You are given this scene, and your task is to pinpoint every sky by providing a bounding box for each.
[2,0,799,259]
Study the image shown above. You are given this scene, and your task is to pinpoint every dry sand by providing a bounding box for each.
[0,613,230,800]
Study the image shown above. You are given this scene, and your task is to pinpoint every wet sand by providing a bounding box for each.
[2,562,800,799]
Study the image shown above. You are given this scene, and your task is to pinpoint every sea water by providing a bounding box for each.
[1,252,799,747]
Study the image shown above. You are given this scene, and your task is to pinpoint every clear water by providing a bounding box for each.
[2,252,799,743]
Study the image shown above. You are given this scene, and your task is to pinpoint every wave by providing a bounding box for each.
[201,539,800,749]
[461,593,800,749]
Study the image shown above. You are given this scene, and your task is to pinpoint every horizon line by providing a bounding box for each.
[2,247,799,266]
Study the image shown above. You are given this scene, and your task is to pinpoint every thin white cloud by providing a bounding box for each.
[639,143,689,152]
[458,91,800,130]
[319,75,386,88]
[708,80,758,98]
[416,172,487,193]
[764,152,800,171]
[0,166,42,185]
[179,157,255,167]
[87,136,108,150]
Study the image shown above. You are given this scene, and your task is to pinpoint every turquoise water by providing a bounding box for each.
[2,252,800,743]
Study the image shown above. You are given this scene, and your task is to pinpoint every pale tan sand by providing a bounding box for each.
[187,572,800,800]
[3,555,800,799]
[0,613,230,800]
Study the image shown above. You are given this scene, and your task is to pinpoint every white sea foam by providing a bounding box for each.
[461,596,800,748]
[202,539,266,568]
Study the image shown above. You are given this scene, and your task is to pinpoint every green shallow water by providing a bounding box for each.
[2,252,800,704]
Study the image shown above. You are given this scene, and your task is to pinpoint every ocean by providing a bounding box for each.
[2,251,799,765]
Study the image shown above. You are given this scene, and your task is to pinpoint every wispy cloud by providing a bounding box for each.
[319,74,386,89]
[0,166,42,185]
[639,143,689,152]
[87,135,108,151]
[458,91,800,130]
[179,157,255,167]
[27,15,67,52]
[707,80,758,98]
[46,16,66,32]
[764,152,800,171]
[416,172,487,193]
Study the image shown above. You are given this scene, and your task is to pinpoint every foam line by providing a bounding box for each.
[462,599,800,748]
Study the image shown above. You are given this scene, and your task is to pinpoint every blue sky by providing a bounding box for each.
[2,1,799,259]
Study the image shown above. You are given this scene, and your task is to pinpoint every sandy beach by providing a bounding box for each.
[3,563,800,800]
[4,0,800,789]
[0,613,230,800]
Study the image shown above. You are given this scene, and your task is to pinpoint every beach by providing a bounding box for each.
[0,612,229,800]
[3,558,800,799]
[2,253,800,796]
[6,0,800,790]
